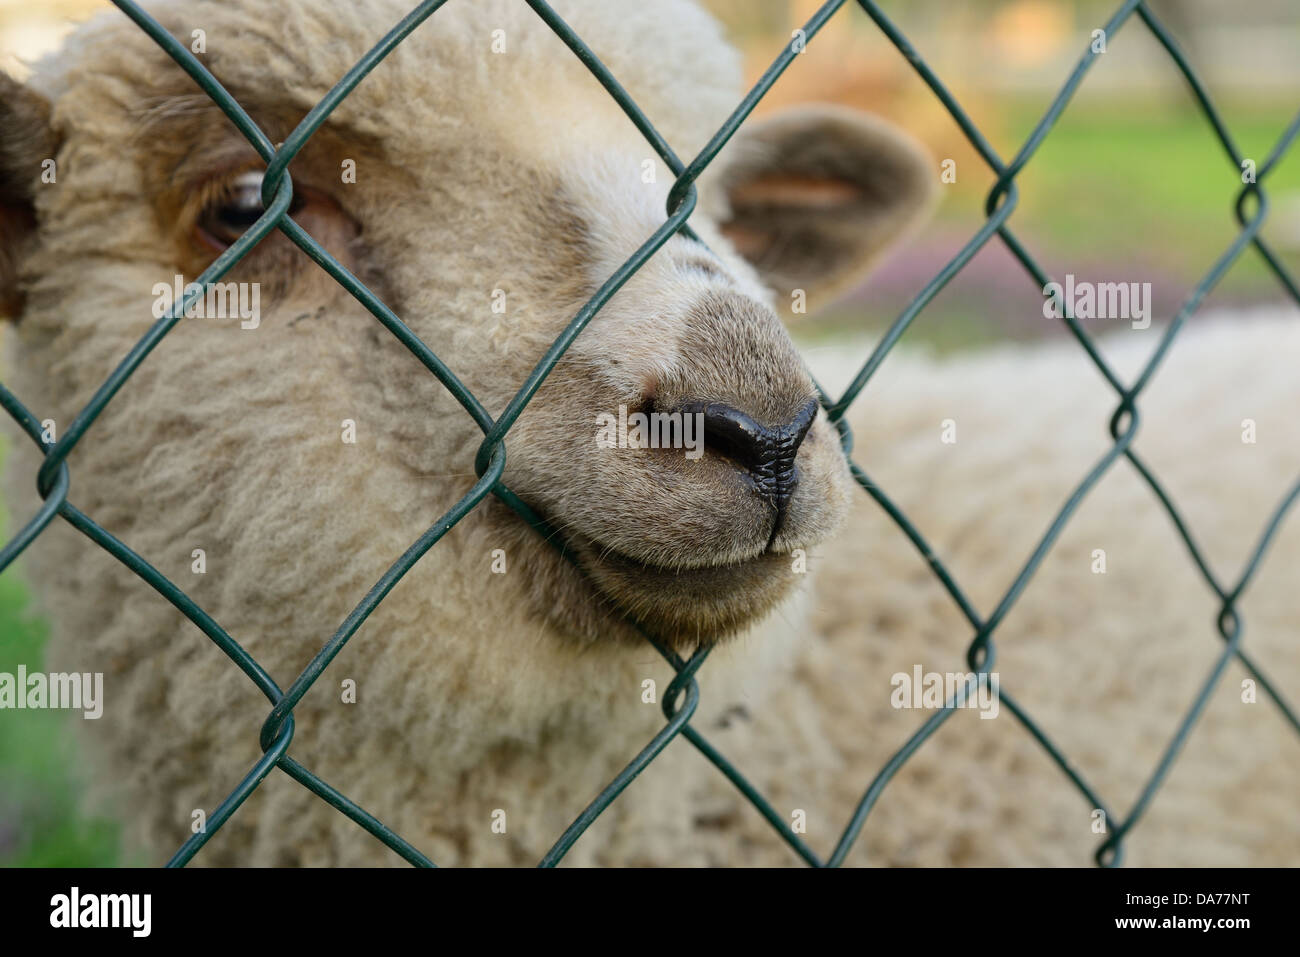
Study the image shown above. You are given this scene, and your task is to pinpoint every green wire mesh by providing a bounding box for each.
[1,0,1298,868]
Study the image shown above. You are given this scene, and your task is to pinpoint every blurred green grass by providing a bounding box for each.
[0,436,119,866]
[1006,97,1300,278]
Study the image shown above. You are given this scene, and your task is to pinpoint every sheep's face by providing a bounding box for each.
[0,0,934,651]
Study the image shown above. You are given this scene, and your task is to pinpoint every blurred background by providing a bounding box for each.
[1,0,1297,865]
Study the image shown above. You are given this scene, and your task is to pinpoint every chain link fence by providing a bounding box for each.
[2,0,1298,867]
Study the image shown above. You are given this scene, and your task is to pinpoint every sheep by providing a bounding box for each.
[0,0,1296,867]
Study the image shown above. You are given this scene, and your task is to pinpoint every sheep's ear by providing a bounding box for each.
[716,104,936,315]
[0,73,57,320]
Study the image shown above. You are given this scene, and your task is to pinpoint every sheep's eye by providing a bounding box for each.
[197,171,297,249]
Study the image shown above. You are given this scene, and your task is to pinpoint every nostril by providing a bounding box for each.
[696,404,768,472]
[678,396,820,515]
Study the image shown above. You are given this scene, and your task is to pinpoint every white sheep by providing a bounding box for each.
[0,0,1296,867]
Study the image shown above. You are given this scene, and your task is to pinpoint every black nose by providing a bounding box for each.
[679,396,820,534]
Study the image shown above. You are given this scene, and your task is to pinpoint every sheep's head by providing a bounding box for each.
[0,0,933,652]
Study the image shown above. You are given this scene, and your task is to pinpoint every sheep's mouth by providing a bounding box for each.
[586,541,776,576]
[567,533,800,648]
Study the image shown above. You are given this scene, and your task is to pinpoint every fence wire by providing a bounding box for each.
[2,0,1299,868]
